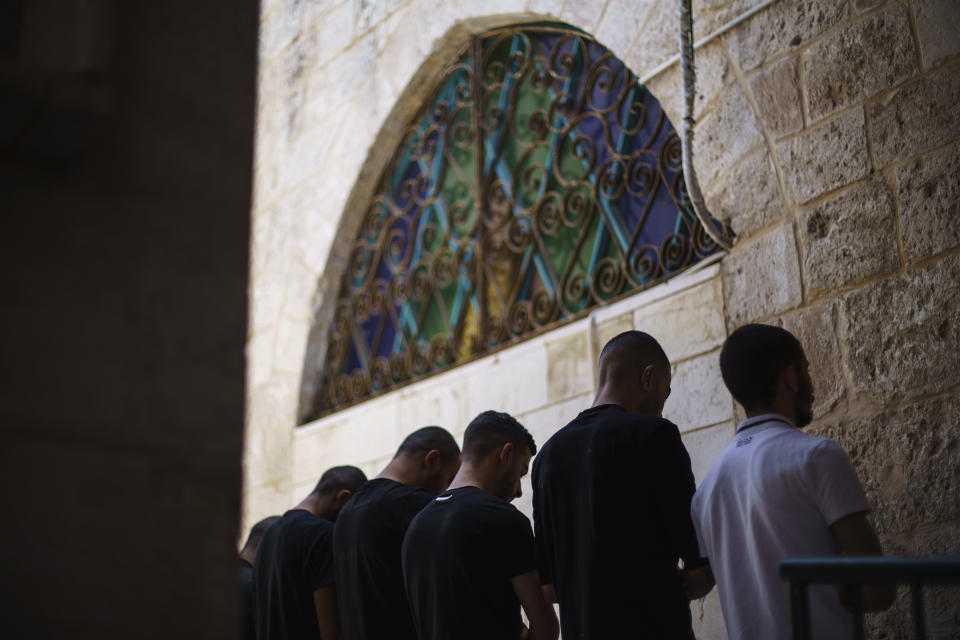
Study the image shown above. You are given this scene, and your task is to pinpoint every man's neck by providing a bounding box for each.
[745,406,796,423]
[447,463,492,495]
[376,457,418,487]
[593,378,665,415]
[294,495,328,519]
[592,394,655,416]
[592,389,636,413]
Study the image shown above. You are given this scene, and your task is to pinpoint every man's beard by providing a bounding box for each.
[795,372,814,428]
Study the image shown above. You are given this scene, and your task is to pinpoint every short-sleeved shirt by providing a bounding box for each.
[253,509,335,640]
[333,478,434,640]
[532,404,704,640]
[401,486,536,640]
[690,414,871,640]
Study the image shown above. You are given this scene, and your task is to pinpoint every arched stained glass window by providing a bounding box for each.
[312,24,718,418]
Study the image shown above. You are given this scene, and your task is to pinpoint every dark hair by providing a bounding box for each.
[311,465,367,497]
[597,330,669,386]
[462,410,536,461]
[242,515,280,552]
[720,324,805,410]
[395,426,460,462]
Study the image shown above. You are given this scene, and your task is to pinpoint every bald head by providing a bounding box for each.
[380,426,461,496]
[597,331,669,386]
[594,331,672,416]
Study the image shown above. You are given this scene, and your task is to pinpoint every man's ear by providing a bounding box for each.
[335,489,352,508]
[423,449,441,469]
[499,441,514,465]
[639,364,656,390]
[783,362,800,393]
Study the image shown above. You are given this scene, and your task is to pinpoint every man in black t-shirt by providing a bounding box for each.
[240,515,279,640]
[532,331,715,640]
[333,426,461,640]
[254,465,367,640]
[402,411,559,640]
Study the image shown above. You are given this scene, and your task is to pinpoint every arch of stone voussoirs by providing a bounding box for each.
[294,2,754,423]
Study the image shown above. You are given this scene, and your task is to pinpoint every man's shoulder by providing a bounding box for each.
[347,479,432,512]
[720,425,853,482]
[769,425,845,458]
[589,405,679,435]
[543,405,673,445]
[429,487,525,521]
[799,433,856,470]
[282,509,334,539]
[256,511,333,572]
[405,492,462,541]
[535,411,683,486]
[348,477,394,503]
[468,493,532,537]
[599,411,683,452]
[539,412,587,448]
[391,482,435,508]
[486,494,528,520]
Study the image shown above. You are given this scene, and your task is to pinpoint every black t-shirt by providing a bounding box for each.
[333,478,433,640]
[401,486,536,640]
[253,509,335,640]
[240,559,255,640]
[532,404,705,640]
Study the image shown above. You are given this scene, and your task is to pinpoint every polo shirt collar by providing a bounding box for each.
[735,412,796,434]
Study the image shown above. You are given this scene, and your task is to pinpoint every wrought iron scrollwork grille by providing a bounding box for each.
[311,24,718,419]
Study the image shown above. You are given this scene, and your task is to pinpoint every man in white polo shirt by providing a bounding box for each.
[691,324,893,640]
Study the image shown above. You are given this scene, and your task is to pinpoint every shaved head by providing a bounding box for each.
[311,465,367,497]
[395,426,460,465]
[597,330,669,387]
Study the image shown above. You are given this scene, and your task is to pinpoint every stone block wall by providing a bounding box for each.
[249,0,960,637]
[693,0,959,634]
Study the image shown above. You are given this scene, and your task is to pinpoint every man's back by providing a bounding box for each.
[333,478,433,640]
[402,486,536,640]
[253,509,335,640]
[532,404,702,639]
[691,415,870,640]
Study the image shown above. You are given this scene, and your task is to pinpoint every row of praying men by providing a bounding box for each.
[239,323,894,640]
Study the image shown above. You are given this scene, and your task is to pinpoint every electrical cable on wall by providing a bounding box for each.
[678,0,736,251]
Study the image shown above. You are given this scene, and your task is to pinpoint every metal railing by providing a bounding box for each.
[780,556,960,640]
